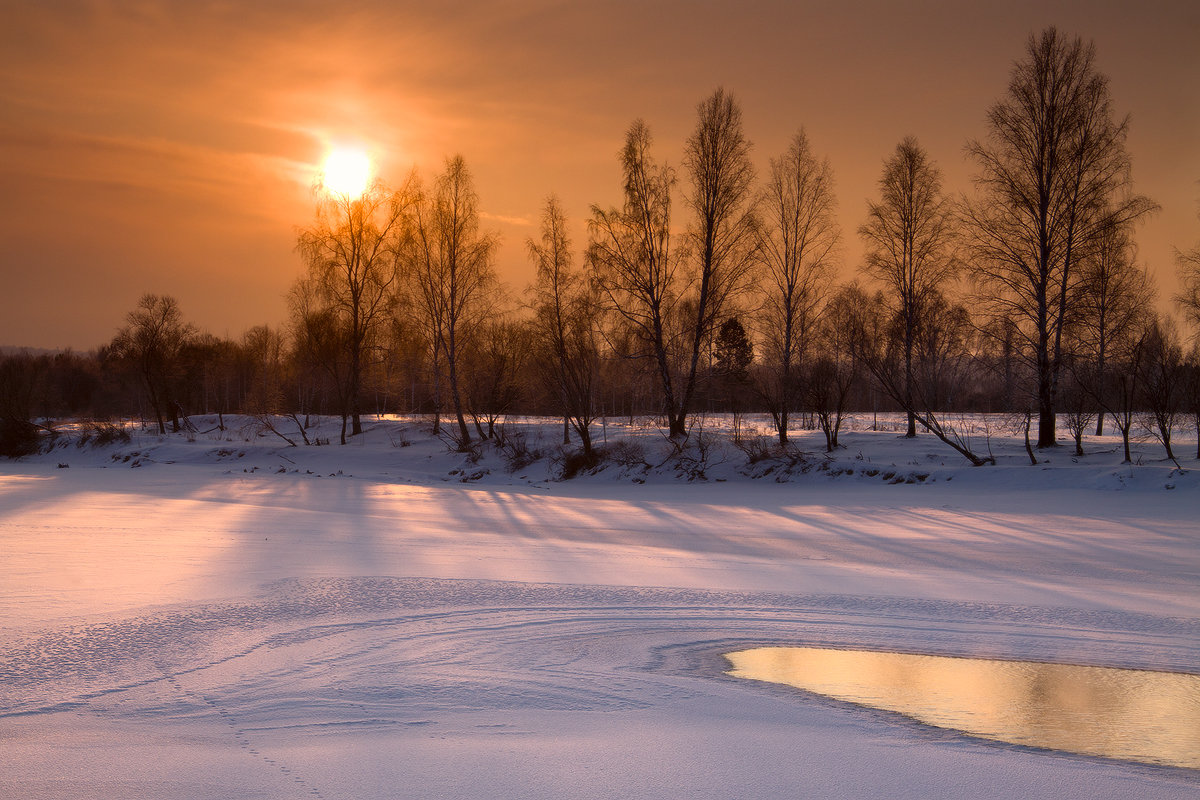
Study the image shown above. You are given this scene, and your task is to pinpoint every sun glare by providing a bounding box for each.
[321,147,372,198]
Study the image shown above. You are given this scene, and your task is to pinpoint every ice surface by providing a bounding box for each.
[1,415,1197,798]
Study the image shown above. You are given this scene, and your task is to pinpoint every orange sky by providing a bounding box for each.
[2,0,1197,349]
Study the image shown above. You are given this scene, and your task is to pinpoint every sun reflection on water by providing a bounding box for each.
[726,646,1200,769]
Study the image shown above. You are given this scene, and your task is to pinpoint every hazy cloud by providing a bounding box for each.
[1,0,1197,347]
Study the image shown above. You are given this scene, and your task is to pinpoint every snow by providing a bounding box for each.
[2,414,1198,798]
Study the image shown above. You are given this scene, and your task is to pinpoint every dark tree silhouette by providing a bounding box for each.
[409,155,499,446]
[807,286,862,452]
[1183,344,1200,459]
[859,136,958,438]
[296,178,415,443]
[589,90,756,442]
[964,27,1156,449]
[752,129,839,444]
[713,315,754,422]
[1072,215,1152,435]
[680,88,757,436]
[1176,205,1200,334]
[465,318,530,440]
[850,287,992,465]
[1136,318,1185,462]
[588,120,683,435]
[110,293,195,435]
[0,352,51,456]
[528,196,602,457]
[242,325,308,446]
[289,278,353,441]
[713,317,753,383]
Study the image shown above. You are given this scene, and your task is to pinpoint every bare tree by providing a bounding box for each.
[1072,215,1153,435]
[289,277,352,441]
[110,293,195,435]
[679,87,758,436]
[1176,205,1200,335]
[588,120,683,435]
[964,27,1156,448]
[1178,255,1200,333]
[807,285,862,452]
[850,287,993,465]
[176,333,238,425]
[1183,343,1200,459]
[296,178,415,443]
[242,324,309,446]
[588,91,755,442]
[465,317,530,440]
[1058,355,1095,456]
[752,129,839,444]
[528,196,603,458]
[859,136,958,437]
[0,351,52,456]
[409,155,499,446]
[1082,320,1150,463]
[1137,317,1185,462]
[913,291,977,411]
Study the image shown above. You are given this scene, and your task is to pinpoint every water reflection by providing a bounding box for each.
[726,647,1200,769]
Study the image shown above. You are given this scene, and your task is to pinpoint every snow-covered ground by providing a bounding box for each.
[1,414,1197,798]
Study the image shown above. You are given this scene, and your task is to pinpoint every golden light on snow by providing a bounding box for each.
[320,147,372,198]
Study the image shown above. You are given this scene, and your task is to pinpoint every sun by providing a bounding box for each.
[320,147,372,198]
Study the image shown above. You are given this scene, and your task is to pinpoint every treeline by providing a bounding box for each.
[4,28,1200,465]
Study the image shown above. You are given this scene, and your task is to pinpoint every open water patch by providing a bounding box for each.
[726,646,1200,769]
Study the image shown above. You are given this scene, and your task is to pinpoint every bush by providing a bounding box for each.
[669,429,726,480]
[735,434,778,464]
[556,440,649,481]
[77,421,132,448]
[558,447,603,480]
[0,417,44,458]
[496,430,543,473]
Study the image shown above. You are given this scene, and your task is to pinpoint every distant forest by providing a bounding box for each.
[4,28,1200,466]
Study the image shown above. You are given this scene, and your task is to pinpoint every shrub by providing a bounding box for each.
[558,447,603,480]
[497,430,543,473]
[735,434,778,464]
[0,417,42,458]
[77,421,132,448]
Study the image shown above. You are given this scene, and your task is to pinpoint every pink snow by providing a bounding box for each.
[1,415,1197,798]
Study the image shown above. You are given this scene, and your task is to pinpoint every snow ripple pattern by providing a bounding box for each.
[4,576,1197,724]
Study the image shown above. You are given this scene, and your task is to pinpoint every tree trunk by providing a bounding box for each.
[431,348,442,435]
[146,380,166,435]
[1160,424,1175,461]
[1037,333,1056,447]
[668,412,687,440]
[1024,413,1037,465]
[350,362,362,436]
[904,310,917,438]
[1037,404,1056,448]
[447,352,471,445]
